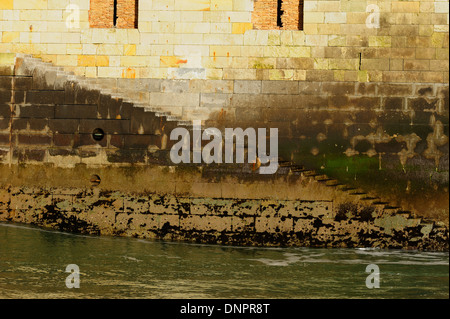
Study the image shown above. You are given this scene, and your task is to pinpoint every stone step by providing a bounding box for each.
[315,175,331,182]
[360,196,379,201]
[325,180,343,187]
[372,201,390,206]
[15,53,183,123]
[340,186,357,192]
[290,165,306,172]
[349,190,367,196]
[303,171,320,177]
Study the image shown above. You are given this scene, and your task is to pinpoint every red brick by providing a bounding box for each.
[252,0,304,31]
[89,0,137,29]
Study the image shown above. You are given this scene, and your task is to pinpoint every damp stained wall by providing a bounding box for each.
[0,1,449,248]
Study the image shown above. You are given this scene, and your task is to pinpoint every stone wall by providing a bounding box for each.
[0,1,449,250]
[0,53,448,227]
[0,170,448,251]
[0,0,447,83]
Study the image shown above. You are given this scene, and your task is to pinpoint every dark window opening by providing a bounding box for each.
[113,0,118,27]
[277,0,284,28]
[298,0,304,30]
[134,0,139,29]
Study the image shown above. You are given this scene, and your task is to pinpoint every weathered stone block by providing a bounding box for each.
[79,119,130,134]
[18,105,54,118]
[55,104,98,119]
[200,93,232,108]
[26,90,65,105]
[48,119,80,134]
[18,134,52,146]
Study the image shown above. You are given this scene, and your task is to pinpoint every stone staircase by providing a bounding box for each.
[13,53,187,125]
[275,156,448,247]
[1,53,447,250]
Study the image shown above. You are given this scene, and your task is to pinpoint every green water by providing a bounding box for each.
[0,222,448,299]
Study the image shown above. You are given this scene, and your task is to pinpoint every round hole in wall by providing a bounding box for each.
[90,175,101,187]
[92,128,105,141]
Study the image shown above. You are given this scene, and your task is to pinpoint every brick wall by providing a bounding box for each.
[89,0,114,28]
[282,0,303,30]
[252,0,279,30]
[252,0,304,30]
[89,0,137,29]
[116,0,138,29]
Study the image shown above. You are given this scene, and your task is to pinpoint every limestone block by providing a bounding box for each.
[392,2,420,13]
[121,56,153,67]
[347,12,367,24]
[179,34,203,45]
[152,45,173,56]
[324,12,347,24]
[244,30,269,46]
[139,11,158,22]
[150,92,200,107]
[263,46,289,58]
[227,11,251,22]
[138,0,153,11]
[152,22,175,33]
[232,22,253,34]
[240,46,264,57]
[304,12,324,24]
[318,24,341,35]
[304,0,318,12]
[153,0,175,10]
[233,0,253,11]
[0,52,15,66]
[138,21,152,32]
[305,35,328,47]
[204,33,244,45]
[158,10,181,22]
[2,31,20,43]
[174,0,210,11]
[140,33,159,45]
[436,48,450,60]
[209,45,237,58]
[369,36,392,47]
[181,11,205,22]
[97,67,122,78]
[174,44,209,57]
[19,32,39,44]
[14,0,48,10]
[328,35,346,47]
[0,0,13,9]
[22,10,48,21]
[175,22,211,33]
[268,69,295,80]
[97,44,123,56]
[211,0,232,11]
[56,54,78,66]
[222,68,256,80]
[318,1,340,12]
[435,2,449,14]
